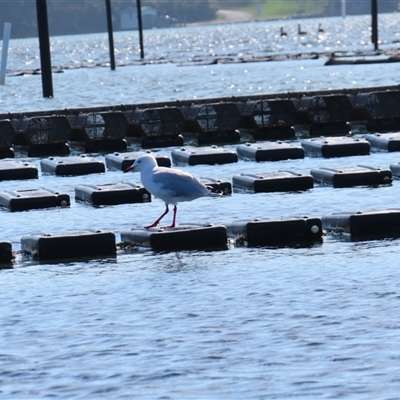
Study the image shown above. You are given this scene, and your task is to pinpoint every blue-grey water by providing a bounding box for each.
[2,14,400,399]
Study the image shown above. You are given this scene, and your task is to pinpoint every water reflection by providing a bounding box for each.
[6,14,400,73]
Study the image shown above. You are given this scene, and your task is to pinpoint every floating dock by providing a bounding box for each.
[2,84,400,261]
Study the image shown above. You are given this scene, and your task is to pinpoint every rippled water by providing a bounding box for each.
[2,14,400,113]
[2,14,400,399]
[5,13,400,71]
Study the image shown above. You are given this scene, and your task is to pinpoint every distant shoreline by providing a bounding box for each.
[187,9,255,26]
[185,9,325,28]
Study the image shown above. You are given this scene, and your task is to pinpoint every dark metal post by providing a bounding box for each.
[36,0,53,97]
[105,0,116,70]
[371,0,378,51]
[136,0,144,59]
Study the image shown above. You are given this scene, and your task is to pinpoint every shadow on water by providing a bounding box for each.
[136,248,229,274]
[0,262,13,270]
[13,252,118,269]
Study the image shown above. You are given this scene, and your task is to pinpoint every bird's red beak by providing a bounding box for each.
[124,165,134,173]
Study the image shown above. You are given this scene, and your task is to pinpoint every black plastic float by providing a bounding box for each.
[200,177,232,195]
[0,188,70,211]
[310,165,392,188]
[125,107,185,148]
[236,142,304,162]
[301,137,370,158]
[21,230,116,260]
[325,55,400,66]
[12,115,71,157]
[296,94,353,136]
[352,90,400,120]
[238,99,296,140]
[181,102,241,144]
[105,150,171,171]
[0,241,13,266]
[121,225,228,252]
[40,155,105,176]
[309,121,352,137]
[75,182,151,206]
[352,90,400,133]
[0,160,38,181]
[227,216,323,247]
[171,146,238,165]
[365,132,400,152]
[232,171,313,193]
[322,209,400,240]
[68,111,128,152]
[0,119,16,159]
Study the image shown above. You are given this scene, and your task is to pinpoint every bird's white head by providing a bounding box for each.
[124,154,158,173]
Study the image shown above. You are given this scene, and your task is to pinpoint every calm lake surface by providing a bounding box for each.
[2,14,400,399]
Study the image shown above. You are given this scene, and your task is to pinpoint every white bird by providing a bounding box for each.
[124,154,218,229]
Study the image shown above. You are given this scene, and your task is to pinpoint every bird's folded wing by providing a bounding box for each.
[153,169,206,197]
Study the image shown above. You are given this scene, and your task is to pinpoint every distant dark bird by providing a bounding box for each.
[318,23,324,33]
[280,27,287,37]
[298,23,307,35]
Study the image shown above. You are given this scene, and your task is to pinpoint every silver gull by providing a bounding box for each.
[124,154,219,229]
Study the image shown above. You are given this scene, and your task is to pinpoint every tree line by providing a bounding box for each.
[0,0,219,39]
[1,0,398,39]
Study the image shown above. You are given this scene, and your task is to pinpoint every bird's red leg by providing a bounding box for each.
[163,205,177,229]
[145,204,169,229]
